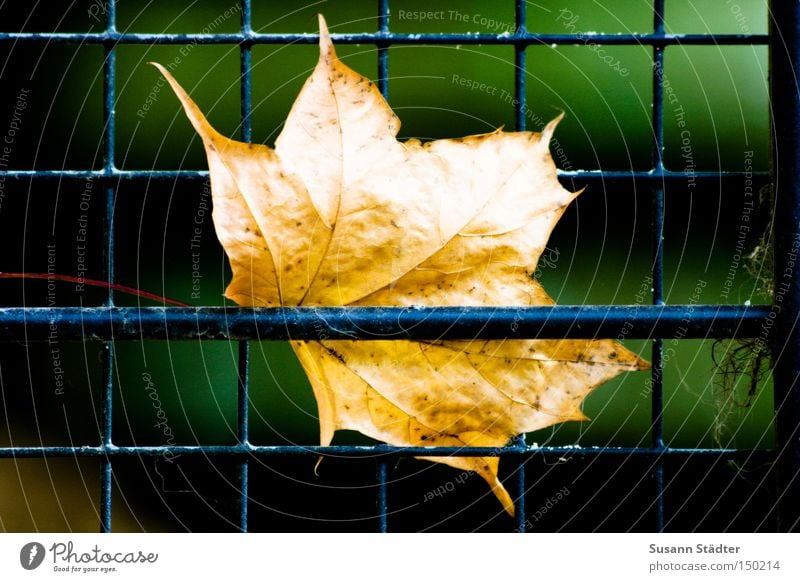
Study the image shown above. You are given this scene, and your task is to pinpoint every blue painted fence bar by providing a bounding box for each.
[0,168,771,185]
[0,444,774,461]
[0,31,769,46]
[0,305,772,341]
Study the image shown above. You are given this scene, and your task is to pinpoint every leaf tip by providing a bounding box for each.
[149,61,221,144]
[541,112,565,144]
[317,13,335,58]
[148,62,174,83]
[492,479,516,517]
[313,455,324,476]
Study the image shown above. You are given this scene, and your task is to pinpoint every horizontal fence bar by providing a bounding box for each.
[0,31,769,46]
[0,444,774,460]
[0,305,770,341]
[0,169,770,188]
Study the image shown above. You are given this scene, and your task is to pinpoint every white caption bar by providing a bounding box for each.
[0,533,797,581]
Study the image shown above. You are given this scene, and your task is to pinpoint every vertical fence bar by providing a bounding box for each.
[102,0,117,307]
[235,0,253,532]
[514,0,527,133]
[240,0,252,144]
[650,0,666,533]
[375,0,391,532]
[377,0,390,98]
[769,0,800,533]
[513,0,528,533]
[376,460,388,533]
[236,341,250,531]
[99,344,114,532]
[99,0,117,533]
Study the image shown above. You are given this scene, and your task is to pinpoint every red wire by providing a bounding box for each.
[0,272,190,307]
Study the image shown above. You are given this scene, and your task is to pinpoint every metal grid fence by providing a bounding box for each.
[0,0,797,532]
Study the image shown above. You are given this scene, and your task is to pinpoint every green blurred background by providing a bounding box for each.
[0,0,776,531]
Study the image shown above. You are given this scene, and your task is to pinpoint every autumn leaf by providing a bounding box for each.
[153,14,649,516]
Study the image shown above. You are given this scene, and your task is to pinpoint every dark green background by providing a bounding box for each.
[0,0,776,531]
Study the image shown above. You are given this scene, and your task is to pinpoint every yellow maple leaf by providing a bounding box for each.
[154,14,649,516]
